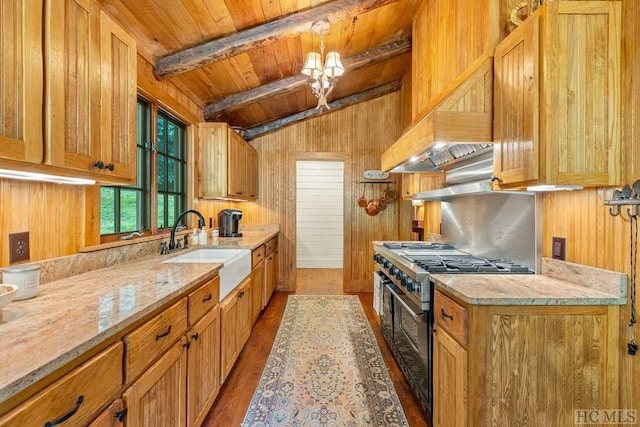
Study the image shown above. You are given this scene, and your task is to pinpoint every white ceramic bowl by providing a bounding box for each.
[0,284,18,310]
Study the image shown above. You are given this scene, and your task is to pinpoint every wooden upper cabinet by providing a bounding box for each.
[45,0,137,184]
[227,131,246,197]
[198,122,258,200]
[493,1,622,187]
[0,0,44,164]
[98,10,137,181]
[246,144,258,199]
[401,173,444,199]
[493,15,540,184]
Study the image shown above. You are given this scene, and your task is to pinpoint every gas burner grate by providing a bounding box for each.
[383,242,455,250]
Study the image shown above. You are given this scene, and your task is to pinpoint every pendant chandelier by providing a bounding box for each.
[301,20,345,110]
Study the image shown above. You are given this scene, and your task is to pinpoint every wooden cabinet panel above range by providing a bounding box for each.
[412,0,498,120]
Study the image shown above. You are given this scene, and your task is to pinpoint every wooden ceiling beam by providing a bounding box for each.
[153,0,400,80]
[243,80,402,140]
[203,37,411,120]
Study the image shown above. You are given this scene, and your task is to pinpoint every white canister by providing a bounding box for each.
[2,264,40,300]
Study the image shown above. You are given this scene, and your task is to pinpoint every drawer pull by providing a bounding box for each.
[202,293,212,303]
[441,308,454,321]
[155,325,172,340]
[44,395,84,427]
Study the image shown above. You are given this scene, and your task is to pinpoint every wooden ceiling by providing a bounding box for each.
[98,0,419,138]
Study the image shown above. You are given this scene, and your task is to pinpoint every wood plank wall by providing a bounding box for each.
[0,181,87,264]
[194,92,404,292]
[542,0,639,413]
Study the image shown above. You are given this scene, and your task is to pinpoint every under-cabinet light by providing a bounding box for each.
[0,169,96,185]
[526,185,583,192]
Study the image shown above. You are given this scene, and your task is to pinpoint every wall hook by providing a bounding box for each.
[604,180,640,219]
[609,204,621,217]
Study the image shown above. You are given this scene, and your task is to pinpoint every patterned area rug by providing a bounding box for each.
[241,295,408,426]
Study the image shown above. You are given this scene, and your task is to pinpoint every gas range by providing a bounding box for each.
[374,241,533,309]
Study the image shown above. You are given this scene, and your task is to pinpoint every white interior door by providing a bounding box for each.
[296,161,344,268]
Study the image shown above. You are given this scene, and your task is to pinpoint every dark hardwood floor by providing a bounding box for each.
[202,269,430,427]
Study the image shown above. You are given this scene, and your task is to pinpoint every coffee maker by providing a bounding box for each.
[218,209,243,237]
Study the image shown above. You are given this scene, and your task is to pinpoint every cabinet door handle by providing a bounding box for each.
[115,408,128,422]
[202,293,212,303]
[44,395,84,427]
[105,163,115,171]
[441,308,453,321]
[191,332,199,341]
[94,160,104,170]
[155,325,172,340]
[238,291,245,298]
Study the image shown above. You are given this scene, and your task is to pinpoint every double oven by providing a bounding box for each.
[374,241,533,422]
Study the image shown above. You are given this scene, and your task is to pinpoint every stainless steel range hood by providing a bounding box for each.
[411,150,509,200]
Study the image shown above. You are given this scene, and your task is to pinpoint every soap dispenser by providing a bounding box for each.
[191,228,199,245]
[198,227,207,245]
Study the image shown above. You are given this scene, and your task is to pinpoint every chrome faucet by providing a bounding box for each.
[169,209,205,250]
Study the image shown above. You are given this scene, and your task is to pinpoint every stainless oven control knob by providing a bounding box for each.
[383,260,392,269]
[414,282,422,293]
[395,270,402,279]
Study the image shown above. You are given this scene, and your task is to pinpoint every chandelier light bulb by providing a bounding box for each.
[301,19,344,110]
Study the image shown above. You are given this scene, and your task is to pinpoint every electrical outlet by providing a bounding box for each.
[552,237,566,260]
[9,232,30,264]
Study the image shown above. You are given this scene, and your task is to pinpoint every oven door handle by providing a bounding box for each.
[387,286,427,323]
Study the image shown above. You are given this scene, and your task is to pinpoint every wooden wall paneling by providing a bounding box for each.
[195,93,403,292]
[0,179,86,266]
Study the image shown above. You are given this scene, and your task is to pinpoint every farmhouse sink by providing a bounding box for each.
[164,249,251,301]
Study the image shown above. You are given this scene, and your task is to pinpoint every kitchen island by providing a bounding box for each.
[0,227,278,424]
[430,258,627,427]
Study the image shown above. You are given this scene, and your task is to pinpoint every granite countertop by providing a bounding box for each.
[433,257,627,305]
[0,227,279,408]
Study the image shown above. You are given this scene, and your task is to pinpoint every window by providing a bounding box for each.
[100,96,187,239]
[156,111,187,229]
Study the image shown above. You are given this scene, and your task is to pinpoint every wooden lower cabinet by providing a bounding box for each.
[123,278,223,427]
[187,306,221,427]
[251,259,265,324]
[432,328,467,427]
[220,276,252,382]
[433,289,621,426]
[0,342,123,427]
[123,298,188,383]
[264,239,278,306]
[123,338,188,427]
